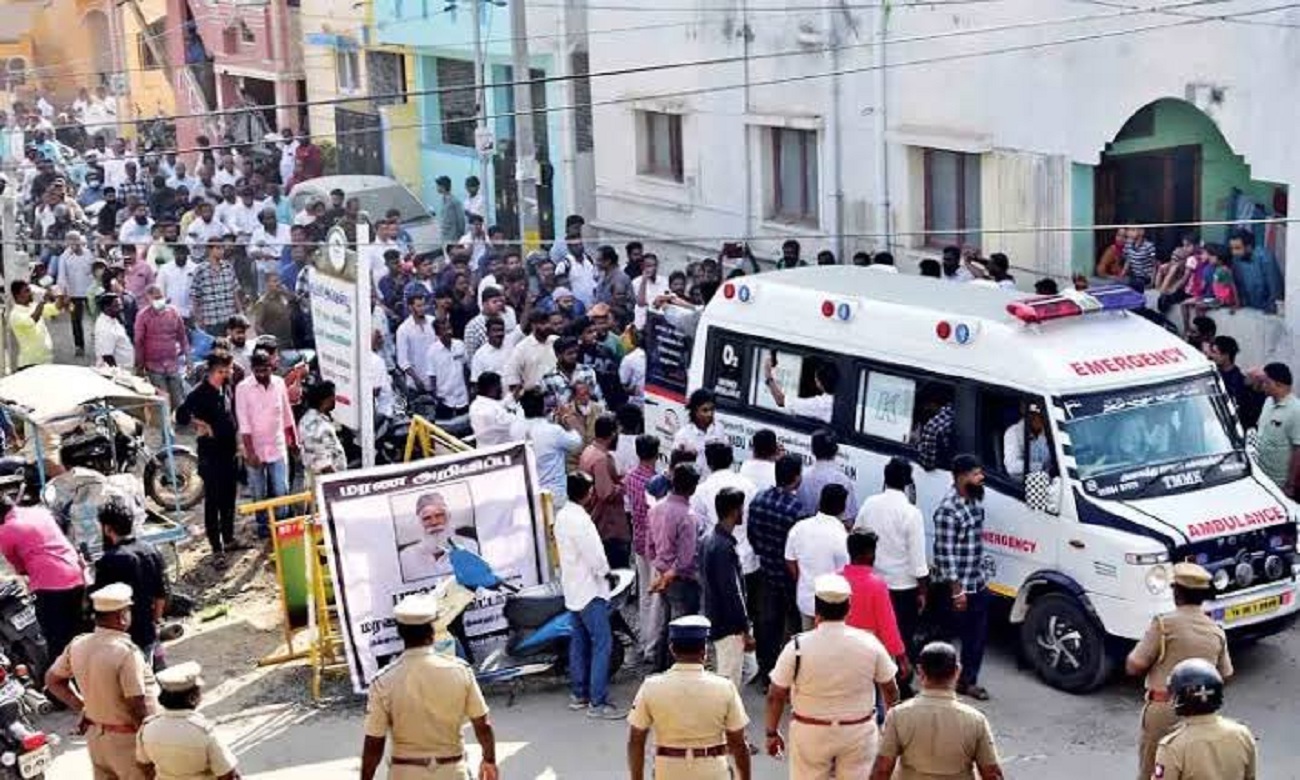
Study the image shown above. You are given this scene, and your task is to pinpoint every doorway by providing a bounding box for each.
[1095,145,1200,258]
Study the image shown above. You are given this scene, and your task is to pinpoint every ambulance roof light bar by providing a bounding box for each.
[1006,285,1145,324]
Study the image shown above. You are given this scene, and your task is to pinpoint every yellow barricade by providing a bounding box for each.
[237,493,316,667]
[404,415,473,461]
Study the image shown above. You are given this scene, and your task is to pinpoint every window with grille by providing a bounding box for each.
[367,51,407,107]
[636,111,682,181]
[138,19,167,70]
[436,57,476,149]
[571,51,594,153]
[767,128,818,225]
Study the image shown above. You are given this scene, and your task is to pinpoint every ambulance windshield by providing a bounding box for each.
[1060,373,1246,500]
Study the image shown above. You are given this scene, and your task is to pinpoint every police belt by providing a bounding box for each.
[391,754,465,767]
[1145,690,1172,703]
[792,712,874,727]
[655,745,728,758]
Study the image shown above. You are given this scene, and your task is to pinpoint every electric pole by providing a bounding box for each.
[508,0,541,251]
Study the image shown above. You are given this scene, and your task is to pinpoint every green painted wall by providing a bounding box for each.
[1071,163,1095,276]
[1103,99,1282,245]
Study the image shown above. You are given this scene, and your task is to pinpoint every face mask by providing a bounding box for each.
[150,298,166,311]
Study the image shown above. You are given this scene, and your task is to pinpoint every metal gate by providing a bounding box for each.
[334,108,384,176]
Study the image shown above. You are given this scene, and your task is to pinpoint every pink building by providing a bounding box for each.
[164,0,305,149]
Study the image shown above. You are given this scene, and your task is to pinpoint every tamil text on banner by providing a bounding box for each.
[316,442,547,692]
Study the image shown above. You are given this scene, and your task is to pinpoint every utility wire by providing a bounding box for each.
[17,0,1249,137]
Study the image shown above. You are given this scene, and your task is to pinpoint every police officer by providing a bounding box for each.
[627,615,751,780]
[45,583,157,780]
[360,594,498,780]
[1125,562,1232,780]
[765,574,900,779]
[870,641,1004,780]
[1153,658,1257,780]
[136,662,239,780]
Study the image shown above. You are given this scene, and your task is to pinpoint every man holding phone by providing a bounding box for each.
[931,454,991,701]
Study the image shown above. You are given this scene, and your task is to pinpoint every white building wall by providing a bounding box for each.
[589,0,1300,323]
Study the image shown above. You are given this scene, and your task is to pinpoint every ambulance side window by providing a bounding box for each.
[856,370,916,443]
[748,344,836,421]
[853,368,955,465]
[978,387,1056,494]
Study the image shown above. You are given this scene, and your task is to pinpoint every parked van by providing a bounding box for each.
[290,175,441,255]
[643,268,1299,692]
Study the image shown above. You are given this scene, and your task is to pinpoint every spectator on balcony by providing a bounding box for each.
[1228,229,1283,313]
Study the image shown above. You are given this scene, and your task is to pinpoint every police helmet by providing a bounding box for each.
[1168,658,1224,716]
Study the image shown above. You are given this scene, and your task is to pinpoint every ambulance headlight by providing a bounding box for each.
[1145,564,1170,595]
[1212,567,1232,592]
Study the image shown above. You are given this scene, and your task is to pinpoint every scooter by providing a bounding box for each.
[0,649,53,779]
[441,544,637,685]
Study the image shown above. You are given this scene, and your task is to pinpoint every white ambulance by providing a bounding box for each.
[643,268,1299,692]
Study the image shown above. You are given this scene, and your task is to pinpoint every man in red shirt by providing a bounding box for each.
[842,531,909,681]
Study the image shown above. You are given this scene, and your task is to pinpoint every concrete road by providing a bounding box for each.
[45,620,1300,780]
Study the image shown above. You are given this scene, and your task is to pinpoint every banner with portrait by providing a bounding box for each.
[316,442,548,692]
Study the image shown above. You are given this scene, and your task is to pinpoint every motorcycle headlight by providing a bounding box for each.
[1145,564,1171,595]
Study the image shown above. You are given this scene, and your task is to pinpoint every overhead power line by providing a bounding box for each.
[21,0,1254,138]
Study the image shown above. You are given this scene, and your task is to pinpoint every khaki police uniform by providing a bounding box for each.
[1153,713,1257,780]
[769,576,898,780]
[627,616,749,780]
[136,662,237,780]
[1128,566,1232,780]
[363,647,490,779]
[877,689,1000,779]
[48,584,157,780]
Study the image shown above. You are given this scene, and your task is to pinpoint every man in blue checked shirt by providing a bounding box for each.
[932,453,991,701]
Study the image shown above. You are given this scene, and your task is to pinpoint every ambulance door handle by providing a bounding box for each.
[1068,539,1086,550]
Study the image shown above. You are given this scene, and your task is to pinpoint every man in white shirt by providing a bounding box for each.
[738,429,779,491]
[395,285,437,393]
[853,457,928,664]
[763,358,836,424]
[464,287,517,363]
[117,202,154,247]
[100,138,132,188]
[93,294,135,371]
[426,316,469,418]
[631,253,669,329]
[158,247,198,323]
[470,316,511,382]
[185,202,222,248]
[559,234,597,307]
[364,219,401,288]
[225,187,262,240]
[458,214,489,269]
[502,311,558,395]
[464,175,485,219]
[552,471,622,718]
[784,483,850,629]
[367,329,396,420]
[619,340,645,407]
[278,130,298,187]
[691,442,760,585]
[213,157,240,190]
[468,372,522,447]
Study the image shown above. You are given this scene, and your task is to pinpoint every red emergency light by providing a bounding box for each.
[1006,285,1145,324]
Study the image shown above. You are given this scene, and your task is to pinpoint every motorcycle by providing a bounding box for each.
[59,407,204,511]
[0,584,46,692]
[441,544,637,684]
[0,649,54,780]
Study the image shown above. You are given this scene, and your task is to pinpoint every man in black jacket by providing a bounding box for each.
[701,487,752,690]
[94,496,169,670]
[175,350,242,562]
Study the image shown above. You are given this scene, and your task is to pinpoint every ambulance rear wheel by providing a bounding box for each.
[1021,593,1110,693]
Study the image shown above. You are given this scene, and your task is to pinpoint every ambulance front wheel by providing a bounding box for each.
[1020,592,1111,693]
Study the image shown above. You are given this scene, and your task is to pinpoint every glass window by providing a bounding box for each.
[638,111,683,182]
[335,50,360,93]
[924,148,982,248]
[978,389,1055,484]
[1062,374,1244,500]
[749,345,835,420]
[857,371,916,443]
[768,128,818,225]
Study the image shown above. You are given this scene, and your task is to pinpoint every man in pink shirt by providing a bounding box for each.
[842,530,909,682]
[235,350,297,536]
[0,495,86,661]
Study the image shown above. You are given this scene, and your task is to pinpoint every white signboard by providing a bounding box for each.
[306,267,362,431]
[316,442,549,692]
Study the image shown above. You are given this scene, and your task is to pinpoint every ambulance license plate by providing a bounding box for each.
[1225,595,1282,623]
[19,745,50,779]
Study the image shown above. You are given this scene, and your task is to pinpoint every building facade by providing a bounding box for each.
[163,0,305,148]
[587,0,1300,329]
[371,0,595,238]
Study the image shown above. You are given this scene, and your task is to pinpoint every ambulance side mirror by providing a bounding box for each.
[1025,471,1060,515]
